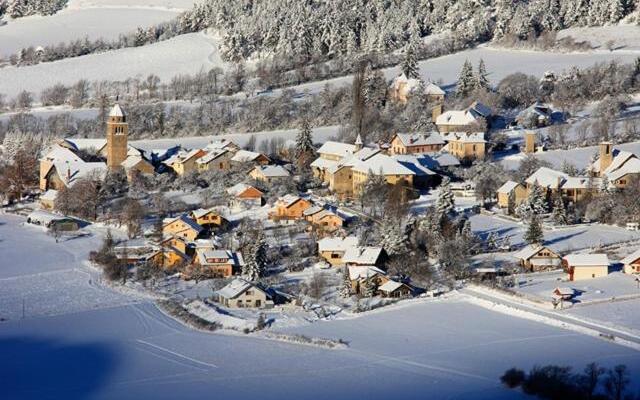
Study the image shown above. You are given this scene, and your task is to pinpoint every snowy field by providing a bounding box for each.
[1,34,637,99]
[499,140,640,171]
[557,25,640,52]
[567,299,640,332]
[470,214,640,252]
[0,31,225,98]
[0,8,180,57]
[514,271,640,304]
[131,125,342,152]
[2,213,640,398]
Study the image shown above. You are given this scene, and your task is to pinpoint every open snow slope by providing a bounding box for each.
[1,33,636,98]
[0,31,224,98]
[557,25,640,52]
[0,0,200,57]
[1,214,639,399]
[0,9,180,57]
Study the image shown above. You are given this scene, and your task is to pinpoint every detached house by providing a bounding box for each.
[589,142,640,189]
[435,101,491,133]
[389,132,446,155]
[622,249,640,275]
[269,195,312,223]
[196,149,231,172]
[441,132,486,161]
[215,278,274,309]
[226,183,264,210]
[514,244,562,272]
[164,149,207,176]
[563,254,610,281]
[388,73,445,104]
[163,215,203,242]
[497,181,527,209]
[317,236,360,266]
[231,150,270,166]
[189,208,228,229]
[343,246,386,268]
[250,165,290,183]
[348,266,390,294]
[193,249,244,278]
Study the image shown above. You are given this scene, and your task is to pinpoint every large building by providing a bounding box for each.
[389,132,446,155]
[589,142,640,189]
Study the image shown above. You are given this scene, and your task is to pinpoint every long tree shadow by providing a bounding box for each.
[543,231,587,246]
[0,336,119,399]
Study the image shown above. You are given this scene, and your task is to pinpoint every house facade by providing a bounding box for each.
[622,249,640,275]
[514,245,562,272]
[215,278,274,308]
[389,132,446,155]
[563,254,610,281]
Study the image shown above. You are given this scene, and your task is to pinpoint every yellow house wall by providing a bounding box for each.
[572,265,608,280]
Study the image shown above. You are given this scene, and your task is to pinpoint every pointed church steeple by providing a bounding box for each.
[354,133,363,152]
[106,103,128,169]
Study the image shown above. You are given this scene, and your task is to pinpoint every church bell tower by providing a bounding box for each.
[106,103,128,169]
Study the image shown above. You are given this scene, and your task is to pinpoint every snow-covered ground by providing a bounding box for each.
[131,125,342,152]
[0,31,225,98]
[557,25,640,52]
[2,209,640,398]
[0,8,180,57]
[470,214,640,252]
[567,299,640,332]
[514,271,640,304]
[499,140,640,171]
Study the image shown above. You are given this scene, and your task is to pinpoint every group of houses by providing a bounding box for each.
[317,236,414,298]
[515,243,640,281]
[497,141,640,210]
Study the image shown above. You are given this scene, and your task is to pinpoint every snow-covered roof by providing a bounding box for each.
[197,249,243,267]
[606,155,640,182]
[394,132,445,147]
[621,249,640,266]
[109,103,125,117]
[563,254,610,267]
[190,208,222,219]
[310,157,339,170]
[318,236,359,252]
[196,149,228,164]
[317,141,356,158]
[226,183,262,197]
[276,194,306,208]
[378,280,408,293]
[525,167,568,189]
[468,101,492,118]
[62,138,107,151]
[513,245,557,261]
[497,180,521,194]
[441,131,486,143]
[231,150,267,163]
[392,155,437,176]
[554,286,574,296]
[561,176,596,190]
[121,155,148,169]
[40,189,58,202]
[303,205,324,216]
[253,165,290,178]
[433,152,461,167]
[425,82,445,96]
[27,210,71,224]
[206,138,237,150]
[343,247,384,265]
[348,265,385,280]
[352,153,415,176]
[54,161,107,187]
[436,110,477,126]
[215,278,263,299]
[164,214,203,233]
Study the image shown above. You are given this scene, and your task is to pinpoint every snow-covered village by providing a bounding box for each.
[2,1,640,399]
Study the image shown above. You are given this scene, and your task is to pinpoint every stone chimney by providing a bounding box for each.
[599,141,613,173]
[524,131,536,154]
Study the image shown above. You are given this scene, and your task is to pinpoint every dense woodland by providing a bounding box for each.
[4,0,639,69]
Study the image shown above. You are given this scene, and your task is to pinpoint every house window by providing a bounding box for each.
[331,253,340,259]
[255,300,261,307]
[592,274,595,278]
[246,290,252,295]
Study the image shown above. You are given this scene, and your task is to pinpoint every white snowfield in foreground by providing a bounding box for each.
[1,214,639,399]
[0,32,224,97]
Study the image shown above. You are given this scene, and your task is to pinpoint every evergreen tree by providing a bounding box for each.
[517,181,547,219]
[436,177,455,218]
[524,214,544,245]
[294,119,315,169]
[243,229,267,281]
[476,58,489,90]
[379,216,406,256]
[401,32,420,79]
[552,194,568,225]
[457,59,475,98]
[339,266,352,298]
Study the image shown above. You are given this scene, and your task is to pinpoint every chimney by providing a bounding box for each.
[599,141,613,173]
[67,167,71,181]
[524,131,536,154]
